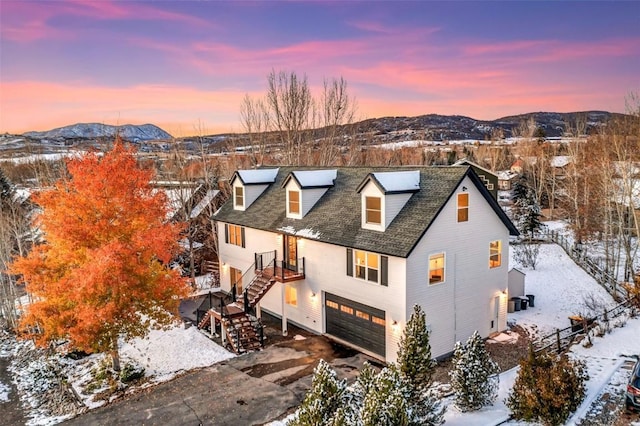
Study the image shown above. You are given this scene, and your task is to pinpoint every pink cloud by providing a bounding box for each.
[1,0,211,43]
[0,81,247,136]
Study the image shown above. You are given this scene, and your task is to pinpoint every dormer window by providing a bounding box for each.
[365,196,381,225]
[230,168,279,211]
[234,186,244,209]
[282,169,336,219]
[357,170,420,232]
[288,190,300,215]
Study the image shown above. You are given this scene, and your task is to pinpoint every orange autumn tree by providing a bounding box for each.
[10,140,189,370]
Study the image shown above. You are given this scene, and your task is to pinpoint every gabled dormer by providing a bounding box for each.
[230,168,279,211]
[356,170,420,231]
[282,170,337,219]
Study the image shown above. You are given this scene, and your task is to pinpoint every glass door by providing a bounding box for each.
[284,235,298,271]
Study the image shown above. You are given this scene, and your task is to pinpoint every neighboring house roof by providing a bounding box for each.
[550,156,572,168]
[453,158,497,178]
[215,166,519,258]
[498,170,519,180]
[282,169,337,189]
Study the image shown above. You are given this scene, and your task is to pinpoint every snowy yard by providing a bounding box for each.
[3,239,639,426]
[269,239,640,426]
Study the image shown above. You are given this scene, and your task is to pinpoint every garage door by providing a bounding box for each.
[325,293,386,357]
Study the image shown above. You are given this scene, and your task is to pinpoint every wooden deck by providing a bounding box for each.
[210,302,246,320]
[262,266,305,283]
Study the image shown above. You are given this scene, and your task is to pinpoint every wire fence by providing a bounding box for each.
[543,230,627,300]
[533,299,633,355]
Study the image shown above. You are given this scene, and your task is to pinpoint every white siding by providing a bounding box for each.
[284,180,328,218]
[245,184,269,209]
[385,193,412,228]
[405,176,509,358]
[301,188,328,217]
[216,220,407,362]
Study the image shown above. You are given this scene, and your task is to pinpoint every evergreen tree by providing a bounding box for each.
[288,359,346,426]
[517,190,545,238]
[0,167,15,202]
[361,364,410,426]
[397,304,433,398]
[336,361,377,425]
[507,349,588,426]
[396,304,445,425]
[449,331,499,412]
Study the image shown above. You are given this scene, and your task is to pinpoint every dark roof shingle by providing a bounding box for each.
[214,166,517,258]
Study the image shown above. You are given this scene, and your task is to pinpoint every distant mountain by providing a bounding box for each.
[24,123,172,141]
[351,111,618,141]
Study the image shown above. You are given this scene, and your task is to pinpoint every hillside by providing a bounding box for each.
[23,123,172,141]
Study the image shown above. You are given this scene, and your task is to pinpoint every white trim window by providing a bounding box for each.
[355,250,379,283]
[489,240,502,268]
[288,190,300,215]
[457,193,469,222]
[234,186,244,209]
[365,196,382,225]
[429,253,445,284]
[285,284,297,306]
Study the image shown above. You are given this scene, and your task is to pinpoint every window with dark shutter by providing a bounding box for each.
[381,256,388,286]
[346,248,353,276]
[224,224,229,244]
[241,227,246,248]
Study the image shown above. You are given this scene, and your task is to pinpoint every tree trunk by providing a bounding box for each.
[110,337,121,371]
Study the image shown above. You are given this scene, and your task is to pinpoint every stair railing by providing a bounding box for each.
[231,261,257,302]
[242,258,276,313]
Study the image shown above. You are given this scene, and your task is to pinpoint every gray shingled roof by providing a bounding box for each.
[214,166,518,258]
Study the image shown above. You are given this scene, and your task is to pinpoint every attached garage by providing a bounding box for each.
[324,292,386,357]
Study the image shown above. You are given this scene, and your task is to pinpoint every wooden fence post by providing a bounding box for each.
[556,329,561,353]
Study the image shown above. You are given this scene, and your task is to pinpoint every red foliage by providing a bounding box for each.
[10,141,189,353]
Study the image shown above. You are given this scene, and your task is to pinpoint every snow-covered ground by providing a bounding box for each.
[5,234,639,425]
[508,243,618,339]
[3,321,235,424]
[442,238,639,425]
[269,237,640,426]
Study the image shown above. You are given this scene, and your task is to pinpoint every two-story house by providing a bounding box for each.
[213,166,518,362]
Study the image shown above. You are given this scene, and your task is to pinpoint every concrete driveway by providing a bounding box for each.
[63,334,375,426]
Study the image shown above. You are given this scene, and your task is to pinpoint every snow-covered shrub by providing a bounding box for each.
[449,331,499,412]
[396,304,445,424]
[287,359,346,426]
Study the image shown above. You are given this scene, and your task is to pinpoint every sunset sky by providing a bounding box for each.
[1,1,638,137]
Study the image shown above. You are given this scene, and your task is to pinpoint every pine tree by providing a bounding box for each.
[397,304,433,397]
[335,361,377,425]
[396,304,445,425]
[449,331,499,412]
[0,167,15,202]
[361,364,410,426]
[507,348,588,425]
[288,359,346,426]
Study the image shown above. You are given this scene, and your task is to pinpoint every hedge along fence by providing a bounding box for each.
[533,299,633,355]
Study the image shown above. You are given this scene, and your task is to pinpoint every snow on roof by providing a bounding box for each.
[290,170,337,188]
[277,225,321,239]
[190,189,220,219]
[236,168,279,184]
[497,170,519,180]
[550,155,572,168]
[370,170,420,193]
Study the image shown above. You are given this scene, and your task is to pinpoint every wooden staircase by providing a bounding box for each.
[221,311,262,354]
[196,263,278,355]
[239,271,277,309]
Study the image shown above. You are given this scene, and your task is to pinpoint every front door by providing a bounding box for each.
[284,235,298,271]
[491,296,500,333]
